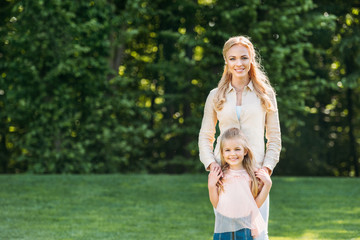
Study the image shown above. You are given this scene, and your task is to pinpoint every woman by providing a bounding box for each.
[198,36,281,240]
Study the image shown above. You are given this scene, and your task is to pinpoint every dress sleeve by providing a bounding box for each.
[198,89,218,170]
[263,91,282,172]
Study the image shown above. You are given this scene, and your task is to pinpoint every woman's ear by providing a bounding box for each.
[244,149,248,156]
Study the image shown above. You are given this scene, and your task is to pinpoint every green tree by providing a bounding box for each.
[0,0,149,173]
[2,0,356,176]
[315,0,360,176]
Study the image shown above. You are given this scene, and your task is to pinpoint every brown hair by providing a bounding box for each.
[219,127,259,198]
[214,36,276,112]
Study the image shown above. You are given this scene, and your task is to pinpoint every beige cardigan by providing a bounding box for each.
[198,81,281,171]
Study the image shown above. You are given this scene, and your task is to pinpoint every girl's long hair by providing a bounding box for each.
[214,36,276,112]
[219,128,259,198]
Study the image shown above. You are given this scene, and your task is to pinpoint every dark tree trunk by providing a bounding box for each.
[346,88,359,177]
[0,132,9,173]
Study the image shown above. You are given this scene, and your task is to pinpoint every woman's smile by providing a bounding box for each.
[226,44,251,80]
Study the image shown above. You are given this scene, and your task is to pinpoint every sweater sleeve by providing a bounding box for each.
[198,89,218,170]
[262,91,282,172]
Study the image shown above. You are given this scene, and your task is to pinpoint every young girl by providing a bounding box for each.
[208,128,272,240]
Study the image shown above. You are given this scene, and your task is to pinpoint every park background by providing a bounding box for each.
[0,0,360,239]
[1,0,360,176]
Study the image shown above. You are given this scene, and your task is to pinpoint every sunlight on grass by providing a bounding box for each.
[269,177,360,240]
[301,232,320,239]
[0,175,359,239]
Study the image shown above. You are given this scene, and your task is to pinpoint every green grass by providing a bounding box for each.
[0,175,359,240]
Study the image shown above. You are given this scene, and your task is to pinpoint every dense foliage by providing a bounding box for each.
[0,0,359,176]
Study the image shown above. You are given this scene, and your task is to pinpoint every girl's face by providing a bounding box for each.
[225,44,251,80]
[222,138,247,170]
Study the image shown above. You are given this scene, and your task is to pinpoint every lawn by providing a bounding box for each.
[0,175,359,240]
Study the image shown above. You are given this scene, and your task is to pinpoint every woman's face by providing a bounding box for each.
[225,44,251,80]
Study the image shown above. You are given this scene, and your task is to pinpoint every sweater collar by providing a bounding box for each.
[228,80,254,93]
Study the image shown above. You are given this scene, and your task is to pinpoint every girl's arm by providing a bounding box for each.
[254,169,272,208]
[208,168,222,208]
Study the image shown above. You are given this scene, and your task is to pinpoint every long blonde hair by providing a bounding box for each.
[214,36,276,112]
[219,128,259,198]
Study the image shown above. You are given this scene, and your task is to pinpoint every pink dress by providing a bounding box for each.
[214,169,266,238]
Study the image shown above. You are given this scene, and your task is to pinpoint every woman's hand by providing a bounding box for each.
[209,162,223,176]
[209,162,223,184]
[261,166,272,176]
[255,168,272,188]
[209,162,221,172]
[208,167,222,188]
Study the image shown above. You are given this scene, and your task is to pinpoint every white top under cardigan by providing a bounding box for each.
[236,106,242,120]
[198,81,281,171]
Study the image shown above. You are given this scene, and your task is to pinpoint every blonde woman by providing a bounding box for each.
[199,36,281,240]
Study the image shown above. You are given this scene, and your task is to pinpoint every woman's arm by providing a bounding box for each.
[263,91,282,174]
[199,89,218,170]
[208,168,222,208]
[254,169,272,208]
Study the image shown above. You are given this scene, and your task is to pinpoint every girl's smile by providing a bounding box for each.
[222,138,247,170]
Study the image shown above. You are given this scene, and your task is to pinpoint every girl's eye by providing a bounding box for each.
[241,57,248,60]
